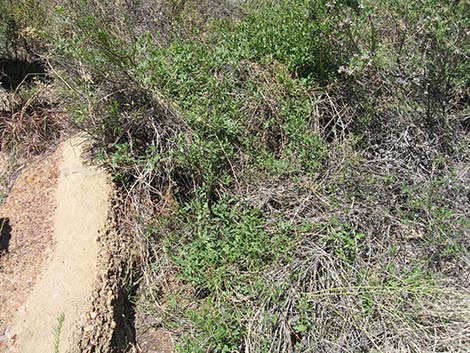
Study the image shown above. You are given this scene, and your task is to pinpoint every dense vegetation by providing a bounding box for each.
[1,0,469,352]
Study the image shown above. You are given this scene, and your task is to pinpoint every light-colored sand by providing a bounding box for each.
[0,151,59,346]
[8,136,111,353]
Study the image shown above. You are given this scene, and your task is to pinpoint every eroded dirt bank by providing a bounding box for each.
[2,136,112,352]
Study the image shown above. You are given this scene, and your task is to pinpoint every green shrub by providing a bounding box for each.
[42,0,470,352]
[159,196,295,352]
[0,0,49,58]
[170,197,293,291]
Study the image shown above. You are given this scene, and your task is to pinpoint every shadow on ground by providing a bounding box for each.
[0,217,11,254]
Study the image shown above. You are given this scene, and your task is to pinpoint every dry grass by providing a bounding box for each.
[0,86,65,156]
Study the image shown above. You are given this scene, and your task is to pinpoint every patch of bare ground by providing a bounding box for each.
[0,135,128,353]
[0,134,142,353]
[0,150,59,350]
[7,136,112,353]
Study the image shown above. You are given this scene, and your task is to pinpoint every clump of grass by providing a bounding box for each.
[53,312,65,353]
[0,85,64,156]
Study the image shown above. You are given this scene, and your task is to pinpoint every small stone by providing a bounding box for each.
[107,296,114,306]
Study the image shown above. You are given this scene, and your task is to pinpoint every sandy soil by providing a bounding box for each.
[2,136,111,353]
[0,151,59,348]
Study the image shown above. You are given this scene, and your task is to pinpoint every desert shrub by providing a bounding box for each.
[0,0,50,58]
[229,0,362,83]
[50,0,340,196]
[331,0,470,133]
[43,0,470,352]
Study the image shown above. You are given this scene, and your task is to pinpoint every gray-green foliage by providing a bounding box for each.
[12,0,470,351]
[53,312,65,353]
[0,0,48,58]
